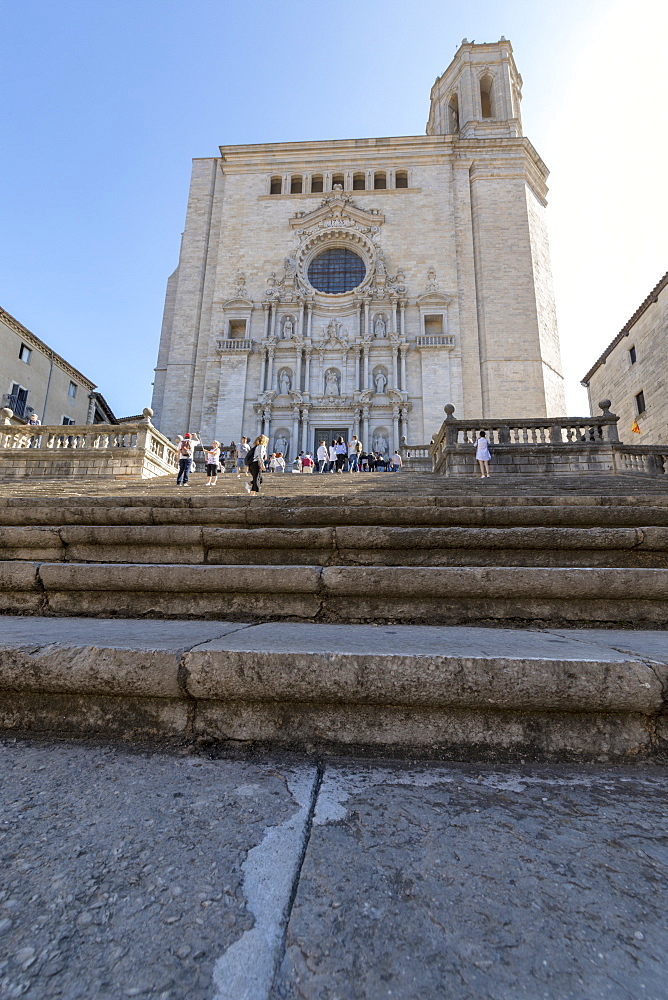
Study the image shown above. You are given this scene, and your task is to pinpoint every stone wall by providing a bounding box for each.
[584,272,668,445]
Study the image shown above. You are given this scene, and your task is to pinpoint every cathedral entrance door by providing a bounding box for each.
[313,427,348,456]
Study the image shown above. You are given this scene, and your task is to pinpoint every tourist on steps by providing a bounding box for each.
[204,440,221,486]
[328,440,337,473]
[236,437,251,478]
[335,436,347,472]
[176,432,200,485]
[317,441,329,473]
[475,431,492,478]
[246,435,269,495]
[389,450,403,472]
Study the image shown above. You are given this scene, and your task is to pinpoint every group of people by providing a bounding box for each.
[175,432,403,494]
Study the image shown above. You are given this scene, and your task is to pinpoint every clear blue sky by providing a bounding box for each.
[1,0,664,417]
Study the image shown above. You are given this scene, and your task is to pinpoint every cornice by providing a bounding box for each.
[0,307,97,390]
[581,270,668,385]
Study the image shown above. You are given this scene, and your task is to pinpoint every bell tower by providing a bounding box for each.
[427,37,523,139]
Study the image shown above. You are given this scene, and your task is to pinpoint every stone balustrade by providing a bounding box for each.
[0,408,178,479]
[412,401,668,477]
[398,439,432,472]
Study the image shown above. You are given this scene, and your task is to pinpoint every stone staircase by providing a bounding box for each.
[1,471,667,761]
[2,471,668,625]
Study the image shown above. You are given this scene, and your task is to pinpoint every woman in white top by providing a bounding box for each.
[317,441,329,474]
[246,435,269,495]
[475,431,492,479]
[204,441,221,486]
[274,452,286,473]
[334,436,347,473]
[328,441,337,473]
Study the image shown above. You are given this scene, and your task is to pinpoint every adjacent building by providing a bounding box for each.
[1,306,111,425]
[582,271,667,443]
[152,38,566,456]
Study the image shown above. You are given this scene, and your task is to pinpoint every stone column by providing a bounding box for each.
[264,408,272,444]
[363,299,370,344]
[362,406,370,451]
[363,347,370,392]
[304,350,311,395]
[298,301,305,340]
[353,410,360,438]
[354,350,360,392]
[391,297,398,335]
[400,406,408,442]
[267,349,275,393]
[392,405,400,453]
[292,406,300,460]
[301,407,309,452]
[263,303,271,340]
[306,302,313,340]
[356,299,363,339]
[400,346,408,392]
[271,306,278,340]
[295,348,302,392]
[399,299,406,340]
[391,348,398,389]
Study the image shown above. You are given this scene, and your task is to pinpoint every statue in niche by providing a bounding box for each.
[274,434,289,457]
[279,371,292,395]
[284,256,297,281]
[283,318,294,339]
[374,315,387,338]
[324,370,340,396]
[374,370,388,394]
[427,267,438,291]
[372,433,388,455]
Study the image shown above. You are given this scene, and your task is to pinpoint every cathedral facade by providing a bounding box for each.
[152,38,565,456]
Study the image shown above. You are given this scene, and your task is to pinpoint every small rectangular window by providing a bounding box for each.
[68,381,77,398]
[62,416,76,425]
[19,344,31,363]
[373,172,386,190]
[424,315,444,336]
[228,319,247,339]
[352,173,365,190]
[395,171,408,188]
[629,345,637,364]
[635,390,646,415]
[270,177,282,195]
[311,175,323,193]
[290,176,303,194]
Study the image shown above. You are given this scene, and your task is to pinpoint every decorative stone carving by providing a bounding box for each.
[373,314,387,338]
[282,317,294,339]
[274,433,289,456]
[427,267,438,291]
[324,369,341,396]
[278,369,292,395]
[372,430,389,455]
[373,368,388,394]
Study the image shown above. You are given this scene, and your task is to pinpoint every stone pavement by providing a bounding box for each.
[0,736,666,1000]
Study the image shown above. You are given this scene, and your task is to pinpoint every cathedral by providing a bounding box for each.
[152,38,566,457]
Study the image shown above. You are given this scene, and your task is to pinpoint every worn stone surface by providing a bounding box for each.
[1,737,666,1000]
[0,736,318,1000]
[273,762,668,1000]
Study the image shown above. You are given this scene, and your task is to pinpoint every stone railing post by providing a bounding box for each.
[497,423,511,444]
[443,403,458,447]
[599,399,620,442]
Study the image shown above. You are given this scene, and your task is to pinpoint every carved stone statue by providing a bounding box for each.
[283,318,293,339]
[427,267,438,291]
[325,370,340,396]
[279,371,292,395]
[274,434,289,457]
[374,315,387,338]
[372,433,388,455]
[374,370,388,394]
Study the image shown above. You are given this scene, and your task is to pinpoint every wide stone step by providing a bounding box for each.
[3,501,668,530]
[1,616,665,761]
[4,561,668,624]
[3,524,668,567]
